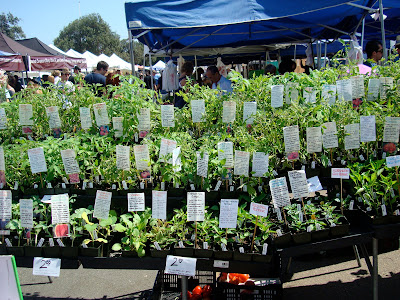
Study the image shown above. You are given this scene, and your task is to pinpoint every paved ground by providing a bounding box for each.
[17,246,400,300]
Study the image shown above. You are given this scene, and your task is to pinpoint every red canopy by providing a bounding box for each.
[0,55,25,71]
[30,56,87,71]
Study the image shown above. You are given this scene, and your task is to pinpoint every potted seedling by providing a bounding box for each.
[147,220,175,258]
[170,208,194,257]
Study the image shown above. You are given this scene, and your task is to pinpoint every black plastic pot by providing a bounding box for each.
[233,251,252,261]
[39,188,55,197]
[121,250,138,258]
[389,215,400,224]
[205,191,219,202]
[85,189,97,196]
[219,191,238,199]
[79,246,102,257]
[43,246,61,258]
[54,188,70,195]
[7,246,25,257]
[311,229,330,241]
[70,188,86,195]
[213,250,233,260]
[372,215,392,225]
[272,232,292,248]
[174,247,194,257]
[24,246,43,257]
[168,188,185,197]
[150,249,170,258]
[61,246,79,258]
[251,253,273,263]
[330,224,350,237]
[23,188,39,197]
[0,244,7,255]
[194,249,213,258]
[292,231,312,245]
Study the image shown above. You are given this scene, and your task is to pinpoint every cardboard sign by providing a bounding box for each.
[187,192,205,222]
[322,121,338,149]
[159,138,177,163]
[271,85,284,108]
[134,144,150,171]
[20,199,33,228]
[128,193,145,212]
[331,168,350,179]
[336,79,352,101]
[383,117,400,143]
[165,255,196,277]
[28,147,48,174]
[360,115,376,142]
[93,190,112,220]
[0,256,23,299]
[0,108,7,129]
[93,102,110,126]
[112,117,124,138]
[288,170,309,199]
[196,152,209,178]
[269,177,291,208]
[51,194,70,224]
[243,102,257,124]
[19,104,34,126]
[137,108,151,131]
[283,125,300,153]
[33,257,61,277]
[386,155,400,168]
[191,100,206,123]
[46,106,62,129]
[307,176,323,192]
[60,149,80,175]
[116,145,130,171]
[252,152,269,178]
[152,190,167,220]
[79,107,92,129]
[306,127,322,153]
[351,75,365,99]
[222,101,236,123]
[161,104,175,127]
[322,84,336,105]
[234,150,250,177]
[219,199,239,228]
[367,78,380,101]
[249,202,269,217]
[218,141,234,168]
[303,87,317,103]
[0,190,12,220]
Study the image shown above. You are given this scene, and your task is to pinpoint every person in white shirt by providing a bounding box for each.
[57,68,75,93]
[206,65,233,93]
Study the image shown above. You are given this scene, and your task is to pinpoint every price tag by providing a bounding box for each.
[165,255,196,277]
[243,185,247,192]
[331,168,350,179]
[381,205,387,216]
[33,257,61,277]
[395,209,400,216]
[327,160,332,167]
[349,200,354,210]
[214,260,229,268]
[175,182,179,188]
[258,186,263,193]
[229,186,234,192]
[297,204,302,211]
[301,165,306,171]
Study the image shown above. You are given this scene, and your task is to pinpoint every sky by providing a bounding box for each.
[2,0,129,45]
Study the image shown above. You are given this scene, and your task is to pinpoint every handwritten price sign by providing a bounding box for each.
[33,257,61,277]
[331,168,350,179]
[165,255,196,277]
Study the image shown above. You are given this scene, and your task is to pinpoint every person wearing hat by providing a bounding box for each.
[69,65,82,84]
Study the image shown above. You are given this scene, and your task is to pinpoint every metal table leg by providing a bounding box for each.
[373,238,378,300]
[353,245,362,267]
[181,275,188,300]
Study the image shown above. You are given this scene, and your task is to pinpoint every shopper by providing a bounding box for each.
[364,40,383,67]
[205,65,233,94]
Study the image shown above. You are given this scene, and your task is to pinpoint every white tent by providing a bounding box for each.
[109,53,132,70]
[82,51,99,70]
[153,60,166,71]
[48,44,67,55]
[66,49,84,58]
[97,54,112,66]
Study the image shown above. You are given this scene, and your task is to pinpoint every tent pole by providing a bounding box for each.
[379,0,387,61]
[361,18,365,52]
[128,30,136,76]
[324,42,327,68]
[150,52,154,90]
[195,55,198,78]
[294,44,297,60]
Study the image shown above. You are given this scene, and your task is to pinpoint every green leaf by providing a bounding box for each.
[112,243,122,251]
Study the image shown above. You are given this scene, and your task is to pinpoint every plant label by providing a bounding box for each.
[250,202,269,217]
[46,106,62,129]
[322,84,336,105]
[214,181,222,191]
[0,108,7,129]
[288,170,309,199]
[128,193,145,212]
[20,199,33,228]
[386,155,400,168]
[51,194,70,224]
[234,151,249,177]
[196,152,209,178]
[28,147,48,174]
[79,107,92,129]
[299,211,304,223]
[214,260,229,268]
[276,229,282,236]
[165,255,196,277]
[243,101,257,125]
[93,103,110,126]
[271,85,284,108]
[116,145,130,171]
[380,77,394,100]
[154,242,161,251]
[161,104,175,127]
[137,108,151,131]
[276,208,282,221]
[219,199,239,228]
[122,181,128,190]
[191,100,206,123]
[218,142,234,168]
[383,117,400,143]
[367,79,380,101]
[252,152,269,178]
[262,243,268,255]
[349,200,354,210]
[56,239,65,247]
[331,168,350,179]
[152,190,167,220]
[303,87,317,103]
[381,204,387,216]
[269,177,291,208]
[360,115,376,142]
[222,101,236,123]
[0,190,11,220]
[307,176,323,193]
[203,242,208,249]
[283,125,300,159]
[134,144,150,170]
[60,149,80,175]
[112,117,124,138]
[5,238,12,246]
[33,257,61,277]
[322,121,338,149]
[285,82,299,104]
[306,127,322,153]
[0,146,5,171]
[19,104,34,126]
[344,123,360,150]
[93,190,112,220]
[159,139,177,163]
[172,147,182,172]
[336,79,352,101]
[187,192,205,221]
[351,76,365,99]
[239,247,245,253]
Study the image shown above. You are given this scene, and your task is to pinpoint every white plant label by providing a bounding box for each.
[51,194,70,224]
[161,104,175,127]
[218,141,234,168]
[152,190,167,220]
[60,149,80,174]
[381,204,387,216]
[134,144,150,170]
[46,106,62,129]
[93,102,110,126]
[344,123,360,150]
[383,117,400,143]
[172,147,182,172]
[252,152,269,177]
[360,115,376,142]
[79,107,92,129]
[386,155,400,168]
[271,85,284,108]
[196,152,209,178]
[214,260,229,268]
[165,255,196,277]
[28,147,48,174]
[128,193,145,212]
[222,101,236,123]
[20,199,33,228]
[322,121,338,149]
[93,190,112,220]
[322,84,336,105]
[187,192,205,222]
[269,177,291,208]
[262,243,268,255]
[283,125,300,154]
[336,79,352,101]
[214,180,222,191]
[306,127,322,153]
[191,100,206,123]
[243,102,257,124]
[307,176,323,193]
[116,145,130,171]
[0,190,12,220]
[303,87,316,103]
[137,108,151,131]
[219,199,239,228]
[112,117,124,138]
[288,170,309,199]
[0,146,5,171]
[380,77,394,100]
[331,168,350,179]
[249,202,269,217]
[159,138,177,163]
[351,75,365,99]
[19,104,34,126]
[234,150,250,177]
[0,108,6,129]
[367,79,380,101]
[33,257,61,277]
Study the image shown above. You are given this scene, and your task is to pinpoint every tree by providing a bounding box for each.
[0,12,26,40]
[54,14,121,56]
[118,39,145,65]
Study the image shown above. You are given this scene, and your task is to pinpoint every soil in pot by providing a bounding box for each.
[194,248,213,258]
[7,246,25,257]
[311,229,330,242]
[174,247,194,257]
[61,246,79,258]
[292,231,312,245]
[24,246,43,257]
[43,246,61,258]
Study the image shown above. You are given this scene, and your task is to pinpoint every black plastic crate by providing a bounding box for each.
[215,278,282,300]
